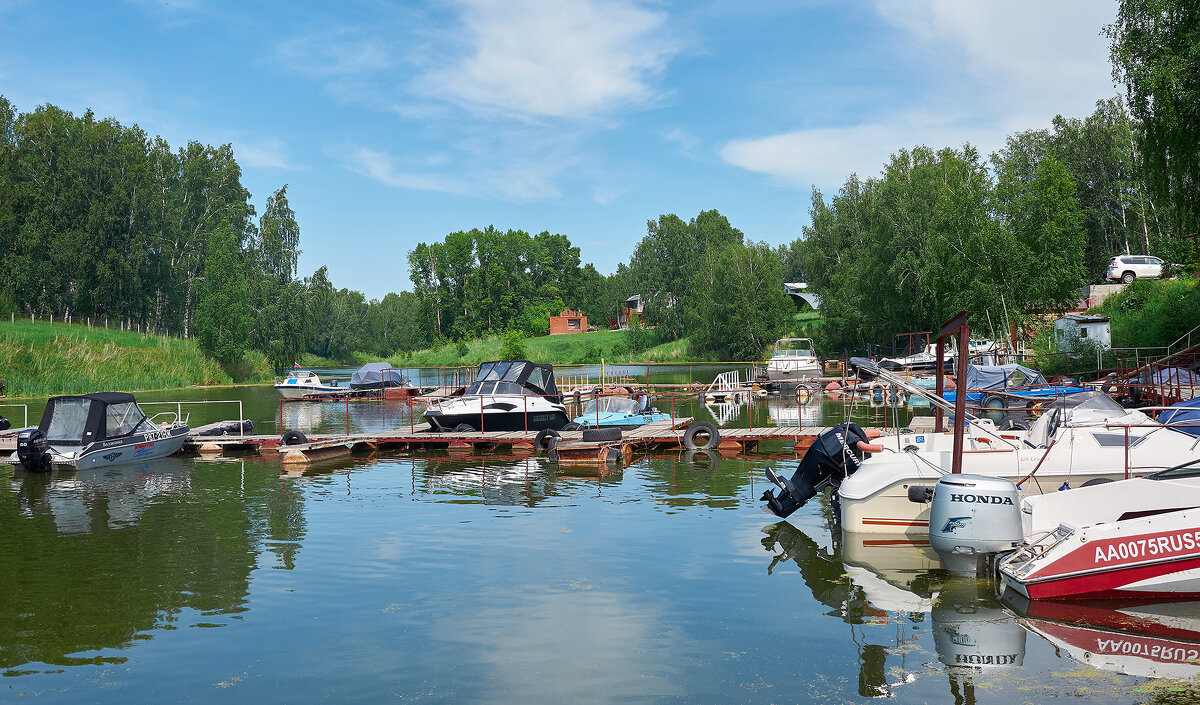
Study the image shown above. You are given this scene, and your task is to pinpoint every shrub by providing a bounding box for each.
[500,330,527,360]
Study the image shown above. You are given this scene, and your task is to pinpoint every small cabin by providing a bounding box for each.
[549,309,587,335]
[1054,314,1112,350]
[613,294,644,330]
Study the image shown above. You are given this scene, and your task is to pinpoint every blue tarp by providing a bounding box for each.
[1159,397,1200,437]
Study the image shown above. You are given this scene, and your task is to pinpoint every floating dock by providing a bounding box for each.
[2,417,935,466]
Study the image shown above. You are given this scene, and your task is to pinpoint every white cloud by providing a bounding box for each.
[419,0,680,120]
[341,144,563,201]
[275,26,398,78]
[722,0,1118,192]
[233,139,296,170]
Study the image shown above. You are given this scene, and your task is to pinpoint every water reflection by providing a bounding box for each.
[0,458,306,672]
[11,458,192,535]
[761,521,1035,702]
[1004,593,1200,680]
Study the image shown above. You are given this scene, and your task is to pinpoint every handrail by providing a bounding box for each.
[0,403,29,429]
[140,399,247,438]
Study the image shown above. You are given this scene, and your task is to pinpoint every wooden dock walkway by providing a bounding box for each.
[2,416,936,466]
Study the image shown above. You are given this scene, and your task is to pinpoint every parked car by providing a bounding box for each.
[1106,254,1166,283]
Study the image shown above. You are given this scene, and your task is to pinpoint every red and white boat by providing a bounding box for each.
[997,459,1200,600]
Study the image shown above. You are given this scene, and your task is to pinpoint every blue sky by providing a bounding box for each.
[0,0,1118,300]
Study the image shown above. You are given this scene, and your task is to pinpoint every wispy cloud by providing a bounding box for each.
[721,0,1118,192]
[660,127,700,157]
[420,0,680,120]
[233,138,298,170]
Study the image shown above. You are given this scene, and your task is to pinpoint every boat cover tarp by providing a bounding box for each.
[1159,397,1200,437]
[350,363,409,389]
[964,364,1047,391]
[1147,367,1200,387]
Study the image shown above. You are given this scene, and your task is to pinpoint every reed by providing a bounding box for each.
[0,320,272,398]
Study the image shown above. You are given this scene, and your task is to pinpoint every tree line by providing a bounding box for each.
[2,1,1196,367]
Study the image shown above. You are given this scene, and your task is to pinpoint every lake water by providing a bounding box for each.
[1,370,1194,703]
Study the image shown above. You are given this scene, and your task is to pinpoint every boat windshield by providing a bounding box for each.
[1064,391,1129,425]
[44,397,93,443]
[773,339,815,357]
[105,401,152,438]
[1149,458,1200,481]
[581,397,641,416]
[474,361,526,384]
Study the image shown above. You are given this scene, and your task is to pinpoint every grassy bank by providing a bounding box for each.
[390,329,718,368]
[0,320,273,398]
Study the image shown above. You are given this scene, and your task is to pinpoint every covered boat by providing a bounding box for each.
[10,392,189,471]
[941,363,1084,406]
[422,360,569,432]
[572,395,669,430]
[350,363,417,398]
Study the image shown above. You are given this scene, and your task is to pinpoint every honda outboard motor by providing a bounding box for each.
[928,474,1022,576]
[761,422,873,518]
[16,428,52,472]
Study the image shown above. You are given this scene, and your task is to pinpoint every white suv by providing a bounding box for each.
[1106,254,1165,283]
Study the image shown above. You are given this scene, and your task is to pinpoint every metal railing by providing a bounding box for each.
[140,399,246,438]
[0,403,29,429]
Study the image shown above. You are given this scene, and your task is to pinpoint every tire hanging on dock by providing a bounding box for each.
[682,421,720,450]
[281,431,308,445]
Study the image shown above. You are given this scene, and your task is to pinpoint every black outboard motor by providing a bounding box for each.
[16,428,52,472]
[0,415,10,431]
[761,422,873,518]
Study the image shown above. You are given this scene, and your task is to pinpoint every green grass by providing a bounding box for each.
[0,320,273,398]
[390,328,719,368]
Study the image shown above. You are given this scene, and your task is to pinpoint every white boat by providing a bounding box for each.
[9,392,189,471]
[996,460,1200,600]
[765,338,822,383]
[838,391,1200,534]
[274,370,349,399]
[422,360,569,432]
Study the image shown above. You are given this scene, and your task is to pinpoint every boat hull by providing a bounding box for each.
[999,510,1200,600]
[41,426,191,470]
[423,395,569,432]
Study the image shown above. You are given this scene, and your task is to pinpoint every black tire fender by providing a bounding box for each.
[582,427,621,442]
[281,431,308,445]
[683,421,720,450]
[534,428,561,450]
[998,415,1031,431]
[452,423,475,432]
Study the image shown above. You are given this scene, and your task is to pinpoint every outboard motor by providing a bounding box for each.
[927,474,1022,576]
[761,422,874,518]
[0,414,10,432]
[16,428,52,472]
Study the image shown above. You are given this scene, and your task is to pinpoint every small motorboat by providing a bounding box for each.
[995,459,1200,600]
[10,392,190,471]
[765,338,822,383]
[349,362,418,398]
[571,394,669,430]
[422,360,569,432]
[274,370,349,399]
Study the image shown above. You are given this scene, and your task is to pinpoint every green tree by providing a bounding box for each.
[625,311,649,355]
[256,185,300,284]
[1107,0,1200,239]
[686,241,791,360]
[194,221,251,365]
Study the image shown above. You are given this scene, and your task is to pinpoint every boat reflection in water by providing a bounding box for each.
[762,522,1027,701]
[1004,592,1200,680]
[11,457,192,534]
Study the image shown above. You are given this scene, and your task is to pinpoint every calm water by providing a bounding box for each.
[1,372,1194,703]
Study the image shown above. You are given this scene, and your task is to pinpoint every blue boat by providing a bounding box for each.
[572,395,670,430]
[941,363,1084,409]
